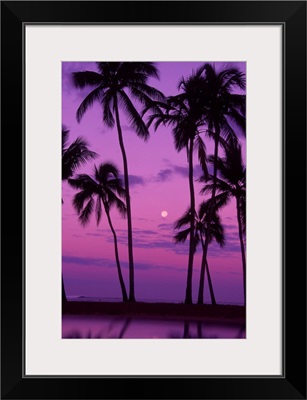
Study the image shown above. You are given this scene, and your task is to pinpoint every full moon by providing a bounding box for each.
[161,211,168,218]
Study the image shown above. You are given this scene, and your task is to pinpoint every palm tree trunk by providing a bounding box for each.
[206,259,216,305]
[197,126,220,304]
[197,322,203,338]
[184,137,195,304]
[183,321,190,338]
[62,275,67,308]
[199,234,216,305]
[104,206,128,302]
[236,195,246,306]
[114,97,135,302]
[118,318,131,338]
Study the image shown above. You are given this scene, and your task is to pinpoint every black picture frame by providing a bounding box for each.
[1,1,306,399]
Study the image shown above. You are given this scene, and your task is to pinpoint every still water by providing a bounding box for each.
[62,315,245,339]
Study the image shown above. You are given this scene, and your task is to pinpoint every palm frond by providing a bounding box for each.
[72,71,103,88]
[72,190,92,214]
[225,108,246,135]
[68,174,98,192]
[62,127,70,152]
[115,198,127,218]
[95,197,103,226]
[172,122,194,152]
[228,94,246,116]
[96,62,120,76]
[220,70,246,92]
[195,134,208,179]
[101,90,115,128]
[78,197,94,227]
[119,62,160,81]
[219,117,239,148]
[211,217,225,247]
[174,228,191,243]
[95,162,119,183]
[62,137,98,181]
[106,178,126,199]
[240,193,246,235]
[198,200,225,247]
[141,99,169,120]
[202,63,217,86]
[118,90,149,141]
[70,161,126,228]
[200,176,232,195]
[107,190,127,217]
[129,82,165,104]
[76,87,104,123]
[174,208,192,230]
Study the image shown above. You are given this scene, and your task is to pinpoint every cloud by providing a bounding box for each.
[225,232,240,240]
[99,225,193,256]
[99,128,109,135]
[154,163,204,182]
[96,224,189,256]
[62,255,183,272]
[119,174,145,187]
[137,229,158,235]
[132,238,175,250]
[172,165,189,177]
[129,175,145,186]
[157,223,174,231]
[86,233,105,237]
[156,168,173,182]
[223,223,238,231]
[63,255,115,268]
[62,62,97,97]
[207,239,241,258]
[121,125,136,132]
[134,217,152,222]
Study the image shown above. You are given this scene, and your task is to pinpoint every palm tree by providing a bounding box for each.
[196,63,246,305]
[145,72,208,304]
[200,142,246,304]
[72,62,164,302]
[62,127,98,305]
[68,162,128,302]
[174,201,225,304]
[62,127,98,183]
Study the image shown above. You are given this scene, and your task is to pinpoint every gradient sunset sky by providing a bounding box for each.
[62,62,246,304]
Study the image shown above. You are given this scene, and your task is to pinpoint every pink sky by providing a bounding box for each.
[62,62,246,304]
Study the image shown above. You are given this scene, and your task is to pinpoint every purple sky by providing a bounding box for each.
[62,62,246,304]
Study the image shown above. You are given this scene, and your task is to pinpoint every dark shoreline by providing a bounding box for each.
[63,301,246,323]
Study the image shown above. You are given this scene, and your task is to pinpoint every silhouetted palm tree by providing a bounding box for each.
[200,142,246,304]
[146,71,208,304]
[174,201,225,304]
[62,127,98,183]
[69,162,128,302]
[196,63,246,304]
[72,62,164,302]
[62,127,98,305]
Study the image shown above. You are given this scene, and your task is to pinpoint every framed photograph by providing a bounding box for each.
[1,1,306,399]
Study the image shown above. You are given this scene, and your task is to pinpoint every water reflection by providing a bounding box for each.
[63,315,245,339]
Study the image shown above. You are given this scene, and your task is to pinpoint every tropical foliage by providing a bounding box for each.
[200,142,246,304]
[64,62,246,306]
[62,127,97,305]
[62,127,98,183]
[145,70,208,303]
[174,201,225,304]
[72,62,164,302]
[69,162,128,301]
[193,64,246,304]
